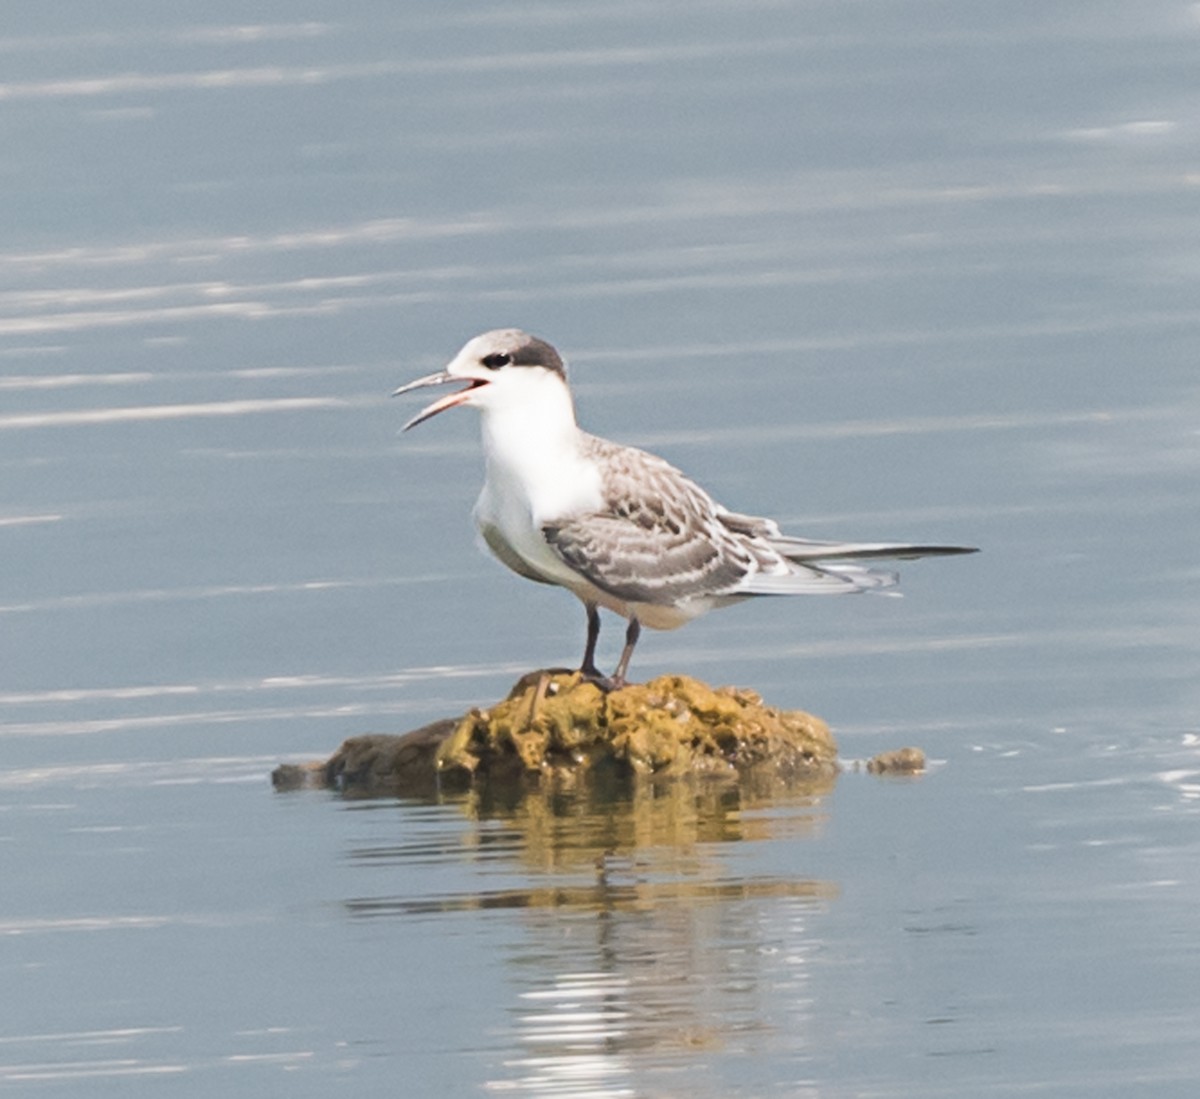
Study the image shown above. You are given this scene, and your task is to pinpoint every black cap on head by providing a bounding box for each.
[509,334,565,377]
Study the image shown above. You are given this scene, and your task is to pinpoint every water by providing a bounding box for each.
[3,1,1198,1094]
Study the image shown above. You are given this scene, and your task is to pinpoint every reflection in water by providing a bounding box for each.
[345,779,834,1095]
[497,892,822,1098]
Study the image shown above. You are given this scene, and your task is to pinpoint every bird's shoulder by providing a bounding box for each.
[575,432,717,529]
[576,432,784,541]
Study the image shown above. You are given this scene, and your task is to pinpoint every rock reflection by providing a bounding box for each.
[345,778,834,1096]
[345,771,835,910]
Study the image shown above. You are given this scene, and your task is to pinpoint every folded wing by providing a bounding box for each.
[542,438,974,605]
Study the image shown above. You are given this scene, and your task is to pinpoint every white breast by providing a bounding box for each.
[472,390,604,590]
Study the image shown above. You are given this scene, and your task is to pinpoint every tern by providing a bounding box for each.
[394,329,976,689]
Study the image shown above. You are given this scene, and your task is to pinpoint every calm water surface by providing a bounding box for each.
[2,2,1198,1095]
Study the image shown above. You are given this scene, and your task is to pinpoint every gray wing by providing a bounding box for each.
[542,438,873,603]
[542,444,751,604]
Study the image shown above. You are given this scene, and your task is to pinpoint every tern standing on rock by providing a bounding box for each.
[394,329,976,689]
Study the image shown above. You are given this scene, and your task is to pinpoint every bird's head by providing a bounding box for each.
[392,329,568,431]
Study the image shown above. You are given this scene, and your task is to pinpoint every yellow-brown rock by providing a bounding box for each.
[272,670,841,798]
[436,671,836,781]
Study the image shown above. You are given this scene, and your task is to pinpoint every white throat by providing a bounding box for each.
[476,372,602,524]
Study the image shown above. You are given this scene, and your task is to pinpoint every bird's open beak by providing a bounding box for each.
[391,371,488,431]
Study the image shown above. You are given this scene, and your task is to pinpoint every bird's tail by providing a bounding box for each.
[769,537,978,562]
[739,561,899,595]
[736,539,976,597]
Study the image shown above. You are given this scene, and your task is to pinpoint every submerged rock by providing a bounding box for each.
[865,746,927,774]
[272,670,838,797]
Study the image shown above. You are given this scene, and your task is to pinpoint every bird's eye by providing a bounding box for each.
[481,352,512,370]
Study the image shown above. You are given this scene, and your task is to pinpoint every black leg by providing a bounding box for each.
[579,602,603,679]
[610,617,641,688]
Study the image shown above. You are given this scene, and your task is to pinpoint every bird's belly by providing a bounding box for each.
[474,489,581,590]
[627,593,747,630]
[474,456,603,583]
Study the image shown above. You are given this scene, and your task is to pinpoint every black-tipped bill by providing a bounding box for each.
[391,371,488,431]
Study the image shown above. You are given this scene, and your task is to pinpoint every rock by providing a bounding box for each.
[438,671,837,780]
[865,746,927,774]
[271,718,456,798]
[270,760,326,792]
[272,670,839,797]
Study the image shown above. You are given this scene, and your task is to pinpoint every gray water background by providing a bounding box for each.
[2,2,1198,1095]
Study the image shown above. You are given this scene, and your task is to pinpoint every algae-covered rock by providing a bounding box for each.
[272,670,840,798]
[436,671,836,781]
